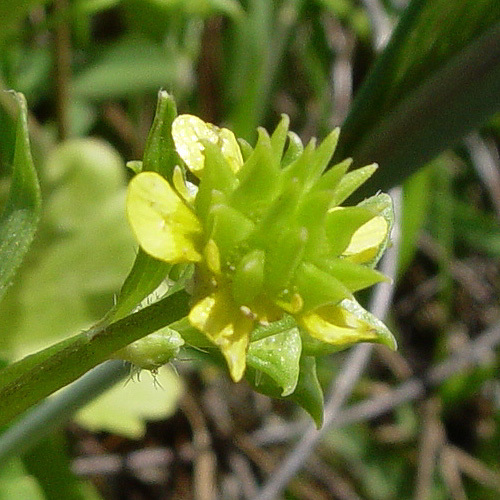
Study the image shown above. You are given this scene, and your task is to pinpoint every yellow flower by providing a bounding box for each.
[127,114,395,382]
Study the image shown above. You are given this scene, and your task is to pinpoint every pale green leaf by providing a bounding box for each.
[75,366,183,438]
[0,92,41,303]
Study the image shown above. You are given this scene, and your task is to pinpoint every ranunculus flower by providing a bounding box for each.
[126,114,396,382]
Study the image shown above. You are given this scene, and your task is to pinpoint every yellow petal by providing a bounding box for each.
[172,165,197,204]
[126,171,202,263]
[172,114,243,177]
[343,215,388,263]
[299,298,396,350]
[189,287,253,381]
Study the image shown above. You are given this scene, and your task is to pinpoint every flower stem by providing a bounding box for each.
[0,290,190,428]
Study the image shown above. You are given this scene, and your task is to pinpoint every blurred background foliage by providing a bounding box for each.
[0,0,499,499]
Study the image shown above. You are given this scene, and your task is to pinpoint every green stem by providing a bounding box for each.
[0,360,128,463]
[0,290,190,428]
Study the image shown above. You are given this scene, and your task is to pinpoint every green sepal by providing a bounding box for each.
[195,141,239,223]
[357,192,394,267]
[237,138,254,161]
[331,163,378,205]
[246,355,324,428]
[206,203,255,263]
[247,326,301,396]
[231,128,281,221]
[281,131,304,167]
[270,114,290,165]
[314,257,388,292]
[265,225,308,296]
[325,206,376,256]
[313,158,352,192]
[232,249,265,305]
[305,127,340,188]
[291,356,324,428]
[294,262,352,311]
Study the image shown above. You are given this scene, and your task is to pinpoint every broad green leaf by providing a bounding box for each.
[0,138,134,359]
[247,327,301,396]
[75,366,183,438]
[336,0,500,196]
[0,458,44,500]
[0,92,41,303]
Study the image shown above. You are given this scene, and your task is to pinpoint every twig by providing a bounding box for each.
[72,447,173,480]
[254,187,402,500]
[419,232,493,304]
[306,455,363,500]
[440,446,468,500]
[464,132,500,220]
[181,391,218,500]
[448,444,500,492]
[324,15,355,126]
[361,0,394,50]
[414,398,445,500]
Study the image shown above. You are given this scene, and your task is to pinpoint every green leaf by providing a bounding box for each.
[73,36,192,99]
[0,138,135,359]
[247,327,302,396]
[0,458,44,500]
[0,92,41,303]
[110,92,181,321]
[75,366,183,439]
[336,0,500,196]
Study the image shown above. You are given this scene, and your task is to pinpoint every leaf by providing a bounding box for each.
[336,0,500,196]
[0,138,135,359]
[0,92,41,303]
[75,366,183,439]
[0,458,45,500]
[111,91,181,321]
[72,36,192,99]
